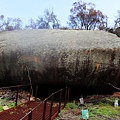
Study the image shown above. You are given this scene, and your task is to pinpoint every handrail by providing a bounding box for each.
[20,101,44,120]
[0,84,31,89]
[20,86,70,120]
[42,87,66,101]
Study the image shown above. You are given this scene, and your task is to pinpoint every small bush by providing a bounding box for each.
[65,102,78,109]
[0,106,4,111]
[8,102,16,108]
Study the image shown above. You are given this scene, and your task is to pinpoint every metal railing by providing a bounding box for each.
[0,84,31,106]
[20,87,70,120]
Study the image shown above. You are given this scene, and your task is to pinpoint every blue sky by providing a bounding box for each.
[0,0,120,27]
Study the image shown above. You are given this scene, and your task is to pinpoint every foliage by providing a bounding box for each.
[0,106,4,111]
[8,102,16,108]
[25,18,37,29]
[0,15,22,31]
[0,15,5,31]
[87,97,120,119]
[68,0,108,30]
[0,97,21,112]
[108,10,120,37]
[0,2,120,30]
[114,10,120,28]
[46,9,60,28]
[88,104,120,118]
[25,9,60,29]
[56,97,120,120]
[65,102,78,109]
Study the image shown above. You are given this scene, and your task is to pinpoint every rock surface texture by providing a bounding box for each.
[0,29,120,92]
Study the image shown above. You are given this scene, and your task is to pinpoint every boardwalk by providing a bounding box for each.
[0,85,69,120]
[0,101,63,120]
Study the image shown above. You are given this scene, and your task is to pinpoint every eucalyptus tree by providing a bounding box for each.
[114,10,120,28]
[36,9,60,29]
[68,0,108,30]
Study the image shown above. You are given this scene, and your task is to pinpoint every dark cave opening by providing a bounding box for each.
[32,84,117,102]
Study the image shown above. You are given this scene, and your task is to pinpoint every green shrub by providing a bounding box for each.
[65,102,78,109]
[89,105,119,118]
[0,106,4,111]
[8,102,16,108]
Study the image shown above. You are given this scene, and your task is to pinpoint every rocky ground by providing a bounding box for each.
[55,93,120,120]
[0,89,40,111]
[1,89,120,120]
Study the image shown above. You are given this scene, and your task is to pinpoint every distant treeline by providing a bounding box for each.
[0,0,120,35]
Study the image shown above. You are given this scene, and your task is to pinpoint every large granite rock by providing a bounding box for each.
[0,29,120,90]
[115,27,120,37]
